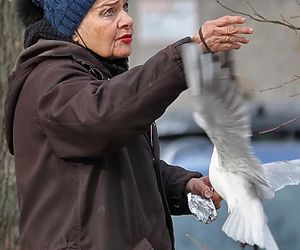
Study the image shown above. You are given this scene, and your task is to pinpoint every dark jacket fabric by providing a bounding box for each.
[5,38,202,250]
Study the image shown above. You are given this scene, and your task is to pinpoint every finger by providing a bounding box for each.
[216,25,253,35]
[232,42,242,50]
[203,189,213,198]
[194,176,212,189]
[218,42,241,51]
[212,197,222,209]
[218,35,249,44]
[211,192,223,209]
[211,43,241,53]
[234,36,250,44]
[214,15,245,27]
[197,182,214,198]
[201,176,212,187]
[215,201,222,210]
[202,184,216,198]
[211,192,222,203]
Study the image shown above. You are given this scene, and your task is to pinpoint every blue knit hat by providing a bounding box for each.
[32,0,95,37]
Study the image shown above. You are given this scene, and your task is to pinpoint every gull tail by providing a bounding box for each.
[222,199,279,250]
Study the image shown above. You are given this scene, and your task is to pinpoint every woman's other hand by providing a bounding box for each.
[186,176,223,209]
[192,15,253,53]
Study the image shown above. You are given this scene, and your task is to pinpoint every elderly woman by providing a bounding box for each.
[5,0,252,249]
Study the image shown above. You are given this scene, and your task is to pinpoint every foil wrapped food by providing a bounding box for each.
[187,193,217,224]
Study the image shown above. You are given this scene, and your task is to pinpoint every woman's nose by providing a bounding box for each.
[118,10,134,29]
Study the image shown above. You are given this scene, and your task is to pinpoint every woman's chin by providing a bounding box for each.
[113,50,132,59]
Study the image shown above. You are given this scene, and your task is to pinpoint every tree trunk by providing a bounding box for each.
[0,0,23,249]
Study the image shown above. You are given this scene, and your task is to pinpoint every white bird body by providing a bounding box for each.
[209,147,277,249]
[209,147,254,210]
[182,44,300,250]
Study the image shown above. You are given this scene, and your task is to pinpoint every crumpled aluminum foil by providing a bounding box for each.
[187,193,217,224]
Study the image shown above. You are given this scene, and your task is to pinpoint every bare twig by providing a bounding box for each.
[290,0,300,18]
[217,0,300,32]
[259,75,300,93]
[280,15,297,28]
[246,2,266,20]
[259,115,300,134]
[185,234,210,250]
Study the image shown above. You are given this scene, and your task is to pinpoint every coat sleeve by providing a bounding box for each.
[37,38,192,158]
[159,160,202,215]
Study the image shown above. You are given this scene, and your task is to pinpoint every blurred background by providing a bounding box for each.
[1,0,300,249]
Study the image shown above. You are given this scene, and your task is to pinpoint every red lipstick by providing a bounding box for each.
[119,34,133,44]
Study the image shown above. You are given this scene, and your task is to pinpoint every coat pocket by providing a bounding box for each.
[133,238,154,250]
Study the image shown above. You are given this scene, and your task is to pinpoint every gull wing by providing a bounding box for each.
[263,159,300,191]
[182,44,270,187]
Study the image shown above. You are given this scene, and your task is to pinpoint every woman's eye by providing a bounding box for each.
[123,2,129,12]
[102,8,114,17]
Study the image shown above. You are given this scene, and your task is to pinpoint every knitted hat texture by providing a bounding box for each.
[32,0,95,36]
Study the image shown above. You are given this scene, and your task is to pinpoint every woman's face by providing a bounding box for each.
[74,0,133,59]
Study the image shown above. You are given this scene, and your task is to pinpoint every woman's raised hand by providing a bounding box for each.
[193,15,253,53]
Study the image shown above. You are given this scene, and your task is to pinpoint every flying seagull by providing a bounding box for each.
[182,44,300,250]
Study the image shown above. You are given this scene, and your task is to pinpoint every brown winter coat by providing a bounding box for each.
[5,38,202,250]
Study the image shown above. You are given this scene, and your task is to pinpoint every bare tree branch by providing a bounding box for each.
[259,115,300,134]
[280,14,297,28]
[290,16,300,19]
[259,75,300,93]
[217,1,300,32]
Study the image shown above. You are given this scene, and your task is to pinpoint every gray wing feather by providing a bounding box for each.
[263,159,300,191]
[182,44,270,187]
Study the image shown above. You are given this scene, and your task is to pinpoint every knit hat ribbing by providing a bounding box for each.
[32,0,95,37]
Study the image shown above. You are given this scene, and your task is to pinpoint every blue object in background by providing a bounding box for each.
[161,137,300,175]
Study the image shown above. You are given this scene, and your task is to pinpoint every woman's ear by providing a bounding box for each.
[73,29,88,48]
[72,32,80,43]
